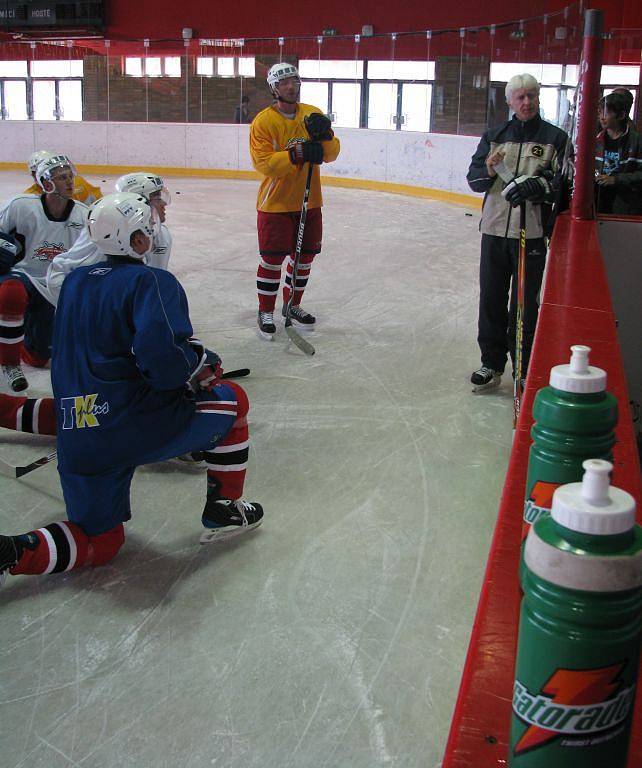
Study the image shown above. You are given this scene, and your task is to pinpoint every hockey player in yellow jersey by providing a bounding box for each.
[25,150,102,205]
[250,62,340,339]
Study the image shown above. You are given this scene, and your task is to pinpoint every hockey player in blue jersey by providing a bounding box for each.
[0,192,263,584]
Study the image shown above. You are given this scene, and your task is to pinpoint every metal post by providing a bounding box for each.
[571,9,604,220]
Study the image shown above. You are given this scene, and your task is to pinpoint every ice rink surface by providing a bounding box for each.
[0,172,513,768]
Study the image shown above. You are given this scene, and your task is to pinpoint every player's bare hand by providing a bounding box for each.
[595,174,616,187]
[486,150,506,177]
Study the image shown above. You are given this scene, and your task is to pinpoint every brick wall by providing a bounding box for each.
[432,56,491,136]
[83,55,285,124]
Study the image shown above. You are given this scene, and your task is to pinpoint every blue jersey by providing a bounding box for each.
[52,257,201,474]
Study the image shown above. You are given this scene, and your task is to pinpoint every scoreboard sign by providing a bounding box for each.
[0,1,103,29]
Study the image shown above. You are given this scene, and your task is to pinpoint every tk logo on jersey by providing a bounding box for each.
[532,145,544,157]
[60,394,110,430]
[33,241,65,262]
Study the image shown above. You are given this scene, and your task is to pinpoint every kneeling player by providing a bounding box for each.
[0,155,87,391]
[0,193,263,586]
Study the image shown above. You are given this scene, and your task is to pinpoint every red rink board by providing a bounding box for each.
[442,213,642,767]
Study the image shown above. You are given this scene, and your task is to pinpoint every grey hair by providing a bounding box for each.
[505,74,540,102]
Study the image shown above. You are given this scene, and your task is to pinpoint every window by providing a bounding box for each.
[32,80,56,120]
[600,66,639,85]
[125,57,181,77]
[490,63,563,85]
[368,60,435,81]
[125,57,143,77]
[238,57,255,77]
[368,82,398,129]
[298,60,363,79]
[401,84,432,132]
[31,60,83,78]
[3,81,27,119]
[300,81,329,114]
[217,57,235,77]
[195,56,253,77]
[332,82,361,128]
[0,60,27,77]
[197,57,214,76]
[58,81,82,121]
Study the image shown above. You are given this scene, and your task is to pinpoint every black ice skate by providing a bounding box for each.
[2,364,28,392]
[282,304,316,327]
[257,311,276,340]
[200,498,264,544]
[471,366,502,393]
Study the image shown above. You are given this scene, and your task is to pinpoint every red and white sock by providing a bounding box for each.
[257,254,286,312]
[10,522,125,575]
[283,252,315,306]
[204,381,249,500]
[0,279,28,365]
[0,393,56,435]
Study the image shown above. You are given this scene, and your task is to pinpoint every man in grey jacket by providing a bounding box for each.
[467,73,568,392]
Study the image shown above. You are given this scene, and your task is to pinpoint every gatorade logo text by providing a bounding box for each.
[523,480,560,524]
[60,394,110,430]
[513,663,635,755]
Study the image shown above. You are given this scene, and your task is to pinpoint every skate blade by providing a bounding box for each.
[199,519,263,544]
[286,320,315,332]
[256,328,275,342]
[471,379,501,394]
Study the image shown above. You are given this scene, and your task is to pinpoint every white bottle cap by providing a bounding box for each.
[549,345,607,393]
[551,459,636,535]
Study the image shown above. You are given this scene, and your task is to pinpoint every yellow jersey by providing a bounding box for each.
[24,175,103,205]
[250,103,340,213]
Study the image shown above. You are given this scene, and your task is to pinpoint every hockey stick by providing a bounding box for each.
[221,368,250,380]
[284,162,315,356]
[513,201,527,429]
[0,368,252,480]
[0,450,57,480]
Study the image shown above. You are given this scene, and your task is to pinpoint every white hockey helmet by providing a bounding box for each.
[114,171,170,205]
[27,149,53,174]
[267,62,300,96]
[36,154,76,192]
[87,192,157,260]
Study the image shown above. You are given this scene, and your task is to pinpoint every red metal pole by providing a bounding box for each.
[571,9,604,220]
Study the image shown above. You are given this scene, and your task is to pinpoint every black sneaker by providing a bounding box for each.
[471,366,502,393]
[0,535,19,587]
[282,304,316,325]
[200,498,264,543]
[2,364,28,392]
[257,311,276,340]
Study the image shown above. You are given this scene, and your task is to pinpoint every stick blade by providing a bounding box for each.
[15,451,58,479]
[285,324,315,356]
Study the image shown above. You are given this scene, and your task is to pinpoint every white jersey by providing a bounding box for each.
[45,223,173,306]
[0,194,87,300]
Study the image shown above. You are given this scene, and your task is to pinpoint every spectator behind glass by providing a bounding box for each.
[234,95,251,124]
[595,91,642,215]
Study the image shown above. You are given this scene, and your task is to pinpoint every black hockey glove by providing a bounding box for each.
[503,176,550,207]
[0,232,19,275]
[289,140,324,166]
[304,112,334,141]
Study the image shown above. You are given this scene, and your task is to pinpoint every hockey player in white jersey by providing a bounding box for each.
[45,171,172,306]
[0,155,87,391]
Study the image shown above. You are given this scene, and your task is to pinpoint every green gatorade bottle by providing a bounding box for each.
[510,459,642,767]
[523,345,618,538]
